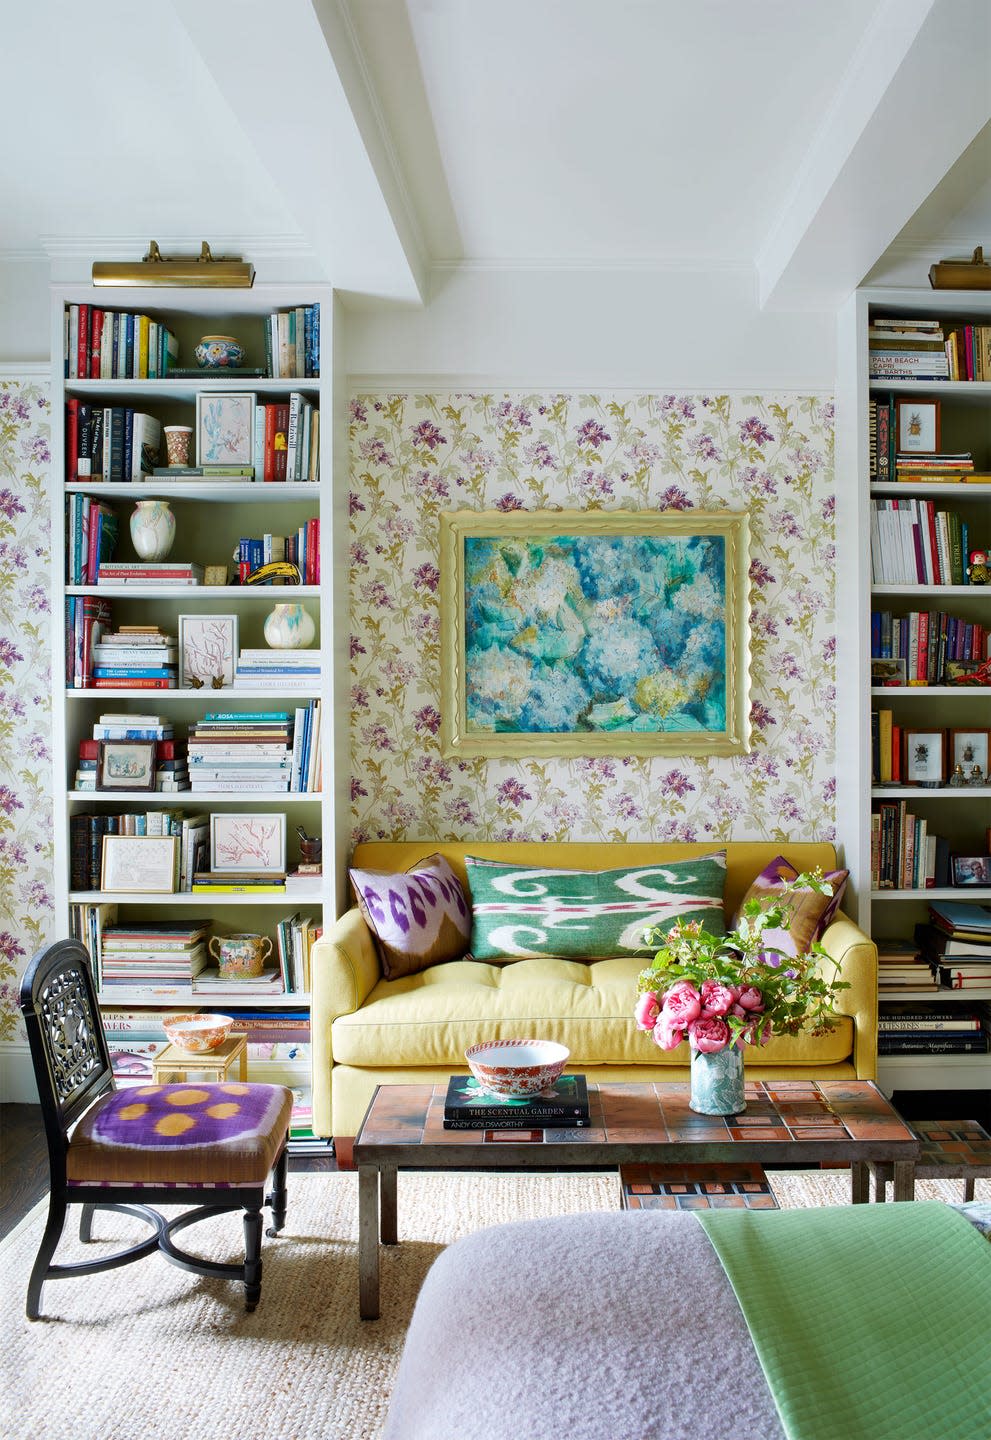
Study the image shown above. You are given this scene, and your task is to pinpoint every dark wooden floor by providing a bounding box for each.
[0,1104,339,1245]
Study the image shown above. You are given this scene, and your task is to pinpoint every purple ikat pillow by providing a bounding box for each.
[349,852,472,979]
[732,855,849,957]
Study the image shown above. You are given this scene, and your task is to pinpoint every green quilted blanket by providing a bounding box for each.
[698,1201,991,1440]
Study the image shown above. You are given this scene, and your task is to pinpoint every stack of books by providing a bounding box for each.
[100,1007,171,1086]
[275,912,321,992]
[923,901,991,991]
[187,711,294,792]
[192,964,285,996]
[869,317,949,380]
[878,1001,990,1056]
[66,495,119,583]
[191,870,286,895]
[266,305,320,379]
[96,560,203,590]
[875,938,941,993]
[233,649,321,692]
[152,464,255,480]
[894,452,977,483]
[97,920,210,1001]
[442,1074,592,1131]
[90,624,179,690]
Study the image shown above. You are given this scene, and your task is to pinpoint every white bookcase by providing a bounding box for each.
[49,282,347,1120]
[837,286,991,1117]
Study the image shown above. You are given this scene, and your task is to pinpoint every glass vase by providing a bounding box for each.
[689,1045,746,1116]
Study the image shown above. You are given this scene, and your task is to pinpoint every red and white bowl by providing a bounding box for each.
[163,1013,233,1054]
[465,1039,570,1098]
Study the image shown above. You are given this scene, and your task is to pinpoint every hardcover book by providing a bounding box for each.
[442,1073,590,1123]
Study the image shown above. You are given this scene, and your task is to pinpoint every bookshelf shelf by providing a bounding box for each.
[838,286,991,1118]
[52,281,341,1136]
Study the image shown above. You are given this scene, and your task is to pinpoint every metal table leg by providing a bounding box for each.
[358,1165,380,1320]
[851,1160,870,1203]
[380,1165,398,1245]
[891,1160,915,1201]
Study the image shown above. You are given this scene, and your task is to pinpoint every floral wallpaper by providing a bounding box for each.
[349,392,837,846]
[0,379,53,1042]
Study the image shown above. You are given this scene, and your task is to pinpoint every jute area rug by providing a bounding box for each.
[1,1168,983,1440]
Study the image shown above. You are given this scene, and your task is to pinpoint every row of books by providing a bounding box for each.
[69,810,202,891]
[878,1001,990,1054]
[871,609,989,686]
[266,307,320,379]
[66,495,119,584]
[275,913,321,993]
[186,708,320,793]
[66,401,162,483]
[868,317,950,380]
[870,801,950,891]
[237,517,320,583]
[254,395,319,482]
[441,1073,591,1130]
[869,498,972,586]
[64,306,178,381]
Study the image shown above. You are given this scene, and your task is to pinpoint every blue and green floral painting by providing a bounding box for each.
[463,532,726,733]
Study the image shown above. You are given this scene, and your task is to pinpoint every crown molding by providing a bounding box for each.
[429,255,754,278]
[38,234,318,262]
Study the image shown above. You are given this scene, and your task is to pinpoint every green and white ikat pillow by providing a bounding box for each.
[464,852,727,962]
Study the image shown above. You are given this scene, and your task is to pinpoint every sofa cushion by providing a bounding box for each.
[732,855,849,958]
[329,955,853,1068]
[349,852,471,979]
[465,852,727,962]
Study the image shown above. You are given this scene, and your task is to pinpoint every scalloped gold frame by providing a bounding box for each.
[440,509,752,758]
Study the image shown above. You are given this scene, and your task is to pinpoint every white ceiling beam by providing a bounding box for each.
[757,0,991,309]
[168,0,425,302]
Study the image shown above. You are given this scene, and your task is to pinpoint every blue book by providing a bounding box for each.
[91,666,176,679]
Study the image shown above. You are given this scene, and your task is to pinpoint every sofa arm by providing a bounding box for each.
[818,915,878,1081]
[310,907,382,1136]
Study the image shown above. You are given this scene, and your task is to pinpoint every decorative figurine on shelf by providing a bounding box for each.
[968,764,985,786]
[967,549,989,585]
[950,763,966,787]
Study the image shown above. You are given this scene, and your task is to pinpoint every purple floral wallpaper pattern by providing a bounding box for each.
[349,391,837,847]
[0,379,53,1041]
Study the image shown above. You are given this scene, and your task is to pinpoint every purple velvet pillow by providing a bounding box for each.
[349,852,471,979]
[732,855,849,957]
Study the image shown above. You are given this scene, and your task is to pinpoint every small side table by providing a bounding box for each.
[869,1119,991,1202]
[151,1034,248,1084]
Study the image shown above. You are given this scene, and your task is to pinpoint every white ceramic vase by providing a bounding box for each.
[129,499,175,560]
[263,602,316,649]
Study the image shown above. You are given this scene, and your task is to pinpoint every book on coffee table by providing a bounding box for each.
[442,1073,590,1128]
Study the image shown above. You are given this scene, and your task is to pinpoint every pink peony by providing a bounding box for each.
[739,1016,773,1048]
[699,980,737,1017]
[689,1016,731,1053]
[653,1013,686,1051]
[634,991,661,1031]
[661,980,701,1028]
[737,986,765,1011]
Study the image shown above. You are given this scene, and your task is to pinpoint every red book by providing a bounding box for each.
[65,398,79,483]
[78,739,100,760]
[79,597,112,689]
[90,308,104,379]
[273,404,289,482]
[306,517,319,585]
[90,677,174,689]
[77,304,90,382]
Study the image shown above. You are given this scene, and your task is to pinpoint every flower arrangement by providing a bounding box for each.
[634,872,849,1055]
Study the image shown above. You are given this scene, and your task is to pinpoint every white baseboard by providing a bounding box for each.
[0,1044,38,1104]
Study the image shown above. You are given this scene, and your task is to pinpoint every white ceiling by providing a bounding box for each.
[1,0,989,306]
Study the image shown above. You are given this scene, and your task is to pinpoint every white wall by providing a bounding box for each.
[0,260,50,363]
[345,265,838,388]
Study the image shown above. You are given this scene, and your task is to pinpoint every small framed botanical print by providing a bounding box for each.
[895,398,940,455]
[178,613,238,689]
[195,391,256,466]
[949,728,989,780]
[209,812,286,874]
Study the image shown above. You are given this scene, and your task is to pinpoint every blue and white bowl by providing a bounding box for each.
[194,334,245,368]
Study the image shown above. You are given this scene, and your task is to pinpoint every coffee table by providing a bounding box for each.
[352,1078,919,1319]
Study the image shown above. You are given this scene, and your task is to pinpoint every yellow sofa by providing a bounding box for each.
[310,841,877,1146]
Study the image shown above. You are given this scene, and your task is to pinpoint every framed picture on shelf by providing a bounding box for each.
[439,508,752,757]
[949,728,989,779]
[951,855,991,886]
[210,812,286,874]
[895,398,940,454]
[101,835,178,893]
[178,613,238,689]
[195,391,256,466]
[870,658,907,685]
[904,730,945,786]
[96,740,157,791]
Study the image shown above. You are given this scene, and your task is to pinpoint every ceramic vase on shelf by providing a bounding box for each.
[129,499,175,560]
[263,602,316,649]
[689,1045,746,1116]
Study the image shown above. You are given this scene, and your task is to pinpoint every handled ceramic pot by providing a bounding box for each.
[209,933,273,979]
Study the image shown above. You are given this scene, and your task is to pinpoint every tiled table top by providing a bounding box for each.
[355,1079,919,1167]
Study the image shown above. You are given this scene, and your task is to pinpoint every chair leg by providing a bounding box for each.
[79,1202,97,1242]
[964,1176,975,1202]
[266,1143,289,1237]
[243,1206,263,1311]
[27,1191,69,1321]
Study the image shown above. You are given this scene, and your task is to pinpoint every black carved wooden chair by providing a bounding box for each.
[19,939,293,1320]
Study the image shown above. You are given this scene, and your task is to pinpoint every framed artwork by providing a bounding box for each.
[96,740,157,791]
[439,509,751,757]
[195,391,256,466]
[951,855,991,886]
[178,613,238,689]
[871,658,907,685]
[949,728,989,777]
[895,398,940,454]
[904,730,945,785]
[101,835,178,893]
[210,812,286,874]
